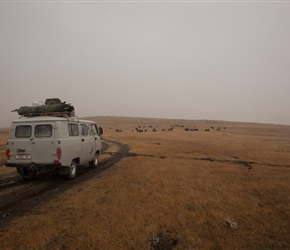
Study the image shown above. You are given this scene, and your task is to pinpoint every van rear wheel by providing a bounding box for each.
[89,153,98,168]
[20,169,37,180]
[67,160,77,180]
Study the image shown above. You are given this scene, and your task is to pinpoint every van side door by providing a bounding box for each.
[80,124,94,163]
[91,124,102,153]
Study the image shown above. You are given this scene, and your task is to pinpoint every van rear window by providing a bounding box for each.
[35,125,52,137]
[68,123,79,136]
[15,125,32,138]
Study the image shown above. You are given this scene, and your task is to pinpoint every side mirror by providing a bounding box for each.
[99,127,103,135]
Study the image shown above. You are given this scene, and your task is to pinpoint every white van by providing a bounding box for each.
[5,116,103,180]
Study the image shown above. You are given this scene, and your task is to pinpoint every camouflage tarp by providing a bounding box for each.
[13,98,75,117]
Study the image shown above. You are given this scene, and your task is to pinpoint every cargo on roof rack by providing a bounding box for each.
[12,98,75,117]
[45,98,62,105]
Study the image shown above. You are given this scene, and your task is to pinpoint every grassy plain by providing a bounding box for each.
[0,116,290,249]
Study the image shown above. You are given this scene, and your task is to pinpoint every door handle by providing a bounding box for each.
[82,139,84,142]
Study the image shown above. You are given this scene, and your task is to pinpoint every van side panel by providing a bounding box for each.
[59,122,81,167]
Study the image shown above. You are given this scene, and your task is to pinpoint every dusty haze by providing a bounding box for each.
[1,1,290,127]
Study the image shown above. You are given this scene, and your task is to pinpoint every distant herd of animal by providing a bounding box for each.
[110,125,226,133]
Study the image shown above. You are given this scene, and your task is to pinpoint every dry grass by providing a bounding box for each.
[0,132,8,169]
[1,117,290,249]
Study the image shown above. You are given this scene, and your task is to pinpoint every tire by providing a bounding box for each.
[17,169,37,181]
[89,153,98,168]
[21,169,37,180]
[67,160,77,180]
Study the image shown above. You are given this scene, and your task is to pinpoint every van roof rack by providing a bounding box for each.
[18,112,75,118]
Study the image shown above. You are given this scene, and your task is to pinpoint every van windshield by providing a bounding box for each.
[15,125,32,138]
[35,124,52,137]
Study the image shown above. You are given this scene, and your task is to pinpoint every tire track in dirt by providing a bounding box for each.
[127,153,290,170]
[0,140,129,228]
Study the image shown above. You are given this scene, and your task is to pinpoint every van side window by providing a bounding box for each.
[35,124,52,137]
[81,124,88,136]
[88,125,93,135]
[91,125,97,135]
[15,125,32,138]
[68,123,79,136]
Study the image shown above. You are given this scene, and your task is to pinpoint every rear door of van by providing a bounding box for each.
[9,123,33,164]
[32,123,56,164]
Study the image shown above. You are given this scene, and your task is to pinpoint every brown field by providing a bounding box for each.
[0,116,290,249]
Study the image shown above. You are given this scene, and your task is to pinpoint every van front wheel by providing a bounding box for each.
[67,160,77,180]
[89,154,98,168]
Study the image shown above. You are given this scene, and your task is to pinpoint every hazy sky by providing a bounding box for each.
[1,1,290,127]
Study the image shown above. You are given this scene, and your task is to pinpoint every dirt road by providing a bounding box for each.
[0,140,129,228]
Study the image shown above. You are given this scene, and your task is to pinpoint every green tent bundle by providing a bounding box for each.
[12,98,75,117]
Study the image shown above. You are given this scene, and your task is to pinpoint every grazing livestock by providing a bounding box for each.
[115,129,122,132]
[185,128,198,131]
